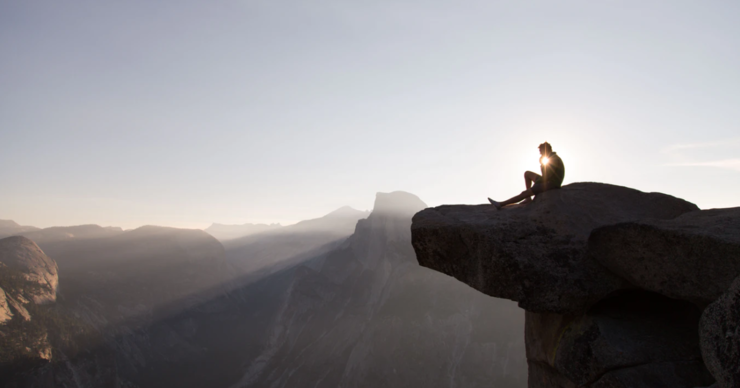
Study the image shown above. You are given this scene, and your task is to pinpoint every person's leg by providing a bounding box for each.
[488,171,542,210]
[488,189,534,210]
[524,171,540,190]
[521,171,540,204]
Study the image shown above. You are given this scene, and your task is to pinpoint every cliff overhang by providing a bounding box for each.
[411,182,740,388]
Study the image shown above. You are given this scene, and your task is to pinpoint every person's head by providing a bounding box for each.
[538,142,552,156]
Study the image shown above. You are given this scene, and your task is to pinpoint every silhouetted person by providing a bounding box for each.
[488,142,565,210]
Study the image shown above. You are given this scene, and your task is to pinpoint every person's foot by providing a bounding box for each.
[488,197,502,210]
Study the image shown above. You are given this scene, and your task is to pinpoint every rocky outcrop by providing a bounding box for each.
[411,182,739,388]
[589,207,740,307]
[4,292,31,321]
[0,236,58,304]
[0,237,58,378]
[0,286,14,323]
[526,292,712,388]
[411,182,698,314]
[700,276,740,388]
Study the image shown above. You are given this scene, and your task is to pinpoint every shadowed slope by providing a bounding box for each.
[235,191,527,388]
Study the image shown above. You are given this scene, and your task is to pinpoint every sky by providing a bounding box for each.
[1,1,739,229]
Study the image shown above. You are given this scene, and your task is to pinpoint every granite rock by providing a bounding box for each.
[411,182,698,313]
[590,207,740,307]
[700,276,740,388]
[0,236,58,304]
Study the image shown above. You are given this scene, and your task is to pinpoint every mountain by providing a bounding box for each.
[0,220,40,239]
[0,236,58,305]
[205,222,282,241]
[223,206,370,282]
[235,192,527,387]
[1,195,527,388]
[37,225,230,321]
[0,225,239,388]
[0,236,60,378]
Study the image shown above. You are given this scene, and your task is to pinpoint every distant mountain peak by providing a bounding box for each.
[0,220,41,239]
[372,191,427,216]
[0,220,21,228]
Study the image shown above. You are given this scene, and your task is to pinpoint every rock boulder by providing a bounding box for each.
[589,207,740,307]
[411,182,698,313]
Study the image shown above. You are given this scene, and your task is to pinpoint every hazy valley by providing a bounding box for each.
[0,192,527,388]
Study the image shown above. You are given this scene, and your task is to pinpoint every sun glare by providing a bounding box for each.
[541,157,549,165]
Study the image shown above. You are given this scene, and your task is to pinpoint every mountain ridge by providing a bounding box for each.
[0,220,40,239]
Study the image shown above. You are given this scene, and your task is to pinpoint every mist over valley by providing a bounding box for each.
[0,192,527,387]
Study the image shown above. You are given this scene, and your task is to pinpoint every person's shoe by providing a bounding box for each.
[488,198,502,210]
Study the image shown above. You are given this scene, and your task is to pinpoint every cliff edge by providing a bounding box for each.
[411,182,740,388]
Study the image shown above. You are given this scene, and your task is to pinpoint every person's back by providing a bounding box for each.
[488,142,564,210]
[541,152,565,188]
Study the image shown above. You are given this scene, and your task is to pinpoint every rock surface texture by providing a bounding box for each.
[412,182,698,314]
[0,237,58,375]
[0,236,58,304]
[0,286,13,323]
[700,276,740,388]
[590,207,740,307]
[411,182,739,388]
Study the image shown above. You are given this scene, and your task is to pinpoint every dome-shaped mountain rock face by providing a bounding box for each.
[373,191,427,217]
[0,236,58,304]
[364,191,427,243]
[411,182,699,314]
[348,191,427,271]
[410,182,740,388]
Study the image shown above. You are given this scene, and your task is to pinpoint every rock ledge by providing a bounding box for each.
[412,182,740,388]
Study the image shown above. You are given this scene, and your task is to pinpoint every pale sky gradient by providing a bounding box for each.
[2,1,739,229]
